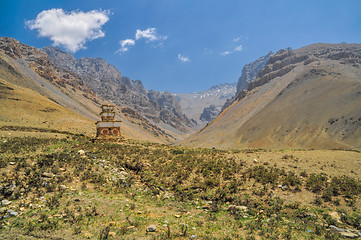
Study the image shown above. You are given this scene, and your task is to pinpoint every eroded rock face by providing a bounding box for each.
[43,46,196,132]
[0,37,94,99]
[248,44,361,92]
[236,52,272,93]
[199,105,220,122]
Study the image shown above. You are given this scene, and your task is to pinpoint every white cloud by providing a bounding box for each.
[221,51,231,56]
[221,45,244,56]
[26,8,109,53]
[234,44,243,52]
[135,28,167,42]
[233,37,241,42]
[178,54,190,63]
[116,39,135,53]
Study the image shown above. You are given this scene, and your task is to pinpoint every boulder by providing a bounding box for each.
[1,200,12,206]
[146,225,157,232]
[340,232,359,239]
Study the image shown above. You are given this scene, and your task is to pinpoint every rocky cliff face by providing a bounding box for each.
[199,105,220,122]
[43,47,196,133]
[0,38,94,99]
[247,43,361,92]
[236,52,272,93]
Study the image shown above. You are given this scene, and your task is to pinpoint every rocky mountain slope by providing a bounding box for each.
[0,37,178,143]
[173,83,236,125]
[236,51,273,93]
[183,43,361,149]
[43,47,196,133]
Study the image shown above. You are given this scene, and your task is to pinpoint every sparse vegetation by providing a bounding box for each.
[0,135,360,239]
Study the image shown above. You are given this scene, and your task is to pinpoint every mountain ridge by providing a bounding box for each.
[183,42,361,149]
[43,46,197,134]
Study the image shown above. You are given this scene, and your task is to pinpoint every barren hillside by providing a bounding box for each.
[0,37,178,143]
[183,43,361,149]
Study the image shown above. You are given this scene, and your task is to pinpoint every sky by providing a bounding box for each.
[1,0,361,93]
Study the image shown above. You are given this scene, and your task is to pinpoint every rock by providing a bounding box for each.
[340,232,359,238]
[59,185,67,190]
[330,212,342,223]
[200,105,220,122]
[9,211,18,217]
[1,200,12,206]
[174,214,181,218]
[78,150,85,155]
[146,225,157,232]
[9,162,15,165]
[42,172,54,178]
[190,235,197,239]
[282,185,289,191]
[0,207,7,214]
[330,225,344,233]
[227,205,248,212]
[236,52,272,92]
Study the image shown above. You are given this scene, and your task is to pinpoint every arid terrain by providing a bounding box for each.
[0,38,360,239]
[0,135,360,239]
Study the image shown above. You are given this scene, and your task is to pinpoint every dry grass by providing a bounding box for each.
[0,135,360,239]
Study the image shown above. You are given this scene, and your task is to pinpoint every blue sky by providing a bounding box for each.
[1,0,361,93]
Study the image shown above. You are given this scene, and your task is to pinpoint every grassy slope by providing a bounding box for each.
[183,61,361,150]
[0,136,360,239]
[0,77,95,136]
[0,52,178,143]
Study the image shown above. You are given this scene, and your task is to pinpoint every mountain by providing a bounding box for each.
[183,43,361,149]
[43,47,196,134]
[0,37,179,143]
[236,51,273,93]
[173,83,236,125]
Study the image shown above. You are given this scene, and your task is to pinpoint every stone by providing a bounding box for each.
[329,212,342,223]
[146,225,157,232]
[9,211,18,217]
[78,150,85,155]
[0,207,7,214]
[190,235,197,239]
[282,185,289,191]
[227,205,248,212]
[9,162,15,165]
[174,214,181,218]
[1,200,12,206]
[42,172,54,178]
[60,185,67,190]
[340,232,359,238]
[330,225,344,233]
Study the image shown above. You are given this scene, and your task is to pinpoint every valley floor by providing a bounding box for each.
[0,133,360,239]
